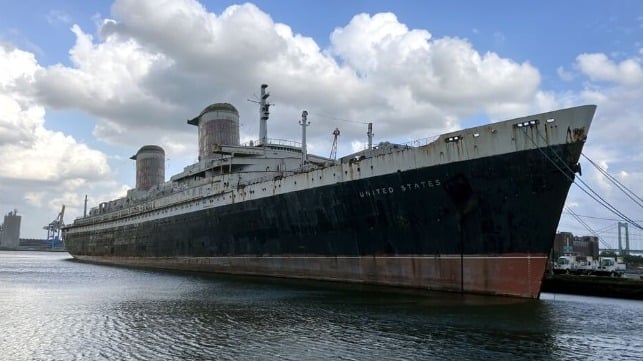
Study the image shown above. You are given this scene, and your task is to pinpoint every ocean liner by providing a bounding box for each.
[63,84,596,298]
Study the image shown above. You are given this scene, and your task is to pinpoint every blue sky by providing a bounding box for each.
[0,0,641,248]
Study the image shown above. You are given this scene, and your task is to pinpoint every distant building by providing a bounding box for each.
[553,232,599,258]
[0,210,21,249]
[19,238,51,250]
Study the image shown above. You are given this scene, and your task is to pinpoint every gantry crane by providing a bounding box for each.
[43,205,65,248]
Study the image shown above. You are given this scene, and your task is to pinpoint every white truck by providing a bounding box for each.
[553,256,587,274]
[592,257,626,277]
[553,255,623,276]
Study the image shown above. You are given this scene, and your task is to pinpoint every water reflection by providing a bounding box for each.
[1,252,642,360]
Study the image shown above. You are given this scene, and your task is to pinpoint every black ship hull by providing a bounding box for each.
[65,142,582,298]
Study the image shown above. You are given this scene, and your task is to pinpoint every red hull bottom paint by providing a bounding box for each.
[75,253,548,298]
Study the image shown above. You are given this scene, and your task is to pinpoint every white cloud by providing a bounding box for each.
[330,13,430,76]
[557,50,643,239]
[557,66,575,82]
[24,192,45,207]
[576,52,643,147]
[0,45,114,238]
[30,1,544,155]
[576,52,643,86]
[327,12,542,135]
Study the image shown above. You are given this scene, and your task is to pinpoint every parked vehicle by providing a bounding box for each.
[553,256,587,274]
[593,257,626,277]
[553,255,625,277]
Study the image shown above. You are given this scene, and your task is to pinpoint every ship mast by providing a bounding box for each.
[299,110,309,165]
[259,84,270,145]
[367,122,373,150]
[330,128,340,160]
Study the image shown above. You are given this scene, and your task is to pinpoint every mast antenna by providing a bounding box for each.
[300,110,310,166]
[259,84,270,145]
[247,84,272,146]
[330,128,340,160]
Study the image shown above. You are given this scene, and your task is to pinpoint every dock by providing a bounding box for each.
[541,273,643,300]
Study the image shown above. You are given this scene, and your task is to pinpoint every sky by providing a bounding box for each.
[0,0,641,249]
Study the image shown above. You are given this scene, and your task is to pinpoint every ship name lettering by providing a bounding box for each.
[359,186,395,198]
[400,179,441,192]
[360,180,441,197]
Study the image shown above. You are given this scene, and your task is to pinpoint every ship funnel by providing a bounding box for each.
[188,103,240,160]
[130,145,165,191]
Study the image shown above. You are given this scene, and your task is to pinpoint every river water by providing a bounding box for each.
[1,251,642,360]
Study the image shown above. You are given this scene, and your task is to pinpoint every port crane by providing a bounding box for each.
[43,205,65,248]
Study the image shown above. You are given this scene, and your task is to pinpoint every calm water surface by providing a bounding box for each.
[1,251,642,360]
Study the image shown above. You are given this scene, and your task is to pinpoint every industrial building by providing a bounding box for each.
[552,232,600,259]
[0,209,21,249]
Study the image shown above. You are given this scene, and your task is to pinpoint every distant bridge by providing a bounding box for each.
[601,249,643,255]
